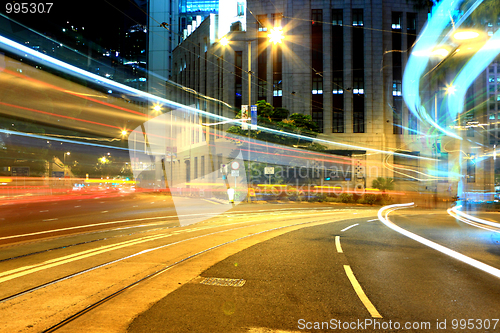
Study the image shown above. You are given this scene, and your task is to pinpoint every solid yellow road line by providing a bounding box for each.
[335,236,343,253]
[0,233,174,283]
[343,265,382,318]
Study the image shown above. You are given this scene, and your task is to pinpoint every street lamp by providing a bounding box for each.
[219,28,284,201]
[152,103,162,114]
[63,151,70,165]
[268,27,284,45]
[61,151,71,180]
[220,37,229,46]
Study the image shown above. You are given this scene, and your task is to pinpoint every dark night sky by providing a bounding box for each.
[4,0,147,49]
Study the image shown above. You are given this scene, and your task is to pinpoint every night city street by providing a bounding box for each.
[2,0,500,332]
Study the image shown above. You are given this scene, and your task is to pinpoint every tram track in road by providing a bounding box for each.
[0,208,376,333]
[0,209,364,303]
[0,219,262,304]
[0,206,360,264]
[41,219,329,333]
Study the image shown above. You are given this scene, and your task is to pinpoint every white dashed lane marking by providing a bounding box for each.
[341,224,359,232]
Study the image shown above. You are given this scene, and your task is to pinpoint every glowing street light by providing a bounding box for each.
[445,84,456,95]
[268,27,284,45]
[152,104,162,113]
[219,27,285,202]
[219,37,229,46]
[63,151,71,166]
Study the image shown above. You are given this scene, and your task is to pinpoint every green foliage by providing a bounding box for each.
[272,107,290,122]
[226,100,325,149]
[288,113,319,133]
[380,195,393,205]
[338,193,354,203]
[309,194,328,202]
[360,193,377,205]
[226,101,327,185]
[256,100,276,120]
[371,177,394,191]
[466,0,500,27]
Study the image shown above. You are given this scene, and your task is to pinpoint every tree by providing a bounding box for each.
[288,113,319,133]
[465,0,500,27]
[371,177,394,192]
[226,101,326,185]
[226,100,323,150]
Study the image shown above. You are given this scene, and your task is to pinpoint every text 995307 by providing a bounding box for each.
[5,3,53,14]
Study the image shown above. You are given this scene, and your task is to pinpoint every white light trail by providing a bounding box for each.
[448,205,500,232]
[0,34,435,162]
[378,203,500,279]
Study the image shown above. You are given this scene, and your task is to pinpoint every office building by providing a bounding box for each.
[168,0,494,201]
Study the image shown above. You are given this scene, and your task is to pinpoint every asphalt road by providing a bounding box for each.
[0,198,377,333]
[0,192,268,246]
[0,192,178,244]
[0,191,352,245]
[128,208,500,333]
[2,199,500,333]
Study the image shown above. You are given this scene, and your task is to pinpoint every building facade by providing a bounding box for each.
[167,0,495,202]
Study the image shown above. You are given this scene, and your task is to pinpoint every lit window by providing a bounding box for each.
[257,14,268,31]
[353,77,364,95]
[352,9,363,26]
[237,2,244,16]
[273,79,282,96]
[393,81,402,96]
[332,9,343,26]
[312,77,323,94]
[392,12,402,30]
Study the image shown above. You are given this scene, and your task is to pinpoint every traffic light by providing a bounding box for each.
[324,176,331,181]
